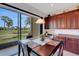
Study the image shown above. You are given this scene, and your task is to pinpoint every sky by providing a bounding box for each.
[0,8,30,28]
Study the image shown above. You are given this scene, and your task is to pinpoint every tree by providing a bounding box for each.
[6,19,13,29]
[1,16,13,30]
[1,16,8,30]
[24,17,31,28]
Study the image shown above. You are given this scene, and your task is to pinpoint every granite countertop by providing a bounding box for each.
[58,34,79,39]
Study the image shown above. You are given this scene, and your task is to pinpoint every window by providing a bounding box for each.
[0,7,39,56]
[0,8,19,55]
[21,14,31,40]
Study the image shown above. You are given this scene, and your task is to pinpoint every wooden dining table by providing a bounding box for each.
[25,37,63,56]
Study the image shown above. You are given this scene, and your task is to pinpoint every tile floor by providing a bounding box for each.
[63,50,78,56]
[0,45,78,56]
[0,45,18,56]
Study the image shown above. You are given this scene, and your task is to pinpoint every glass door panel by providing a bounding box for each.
[0,8,19,56]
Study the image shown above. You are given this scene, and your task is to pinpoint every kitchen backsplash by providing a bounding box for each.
[45,29,79,36]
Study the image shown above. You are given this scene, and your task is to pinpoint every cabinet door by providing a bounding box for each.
[65,38,70,50]
[53,16,57,29]
[77,15,79,29]
[63,15,67,29]
[55,16,58,29]
[77,11,79,29]
[45,17,50,29]
[60,15,67,29]
[71,12,78,29]
[71,13,76,29]
[69,39,76,52]
[52,16,56,29]
[70,38,78,54]
[57,16,61,29]
[65,38,72,51]
[65,38,79,54]
[76,39,79,54]
[74,39,78,53]
[66,13,72,29]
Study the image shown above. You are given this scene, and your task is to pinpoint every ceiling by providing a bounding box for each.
[3,3,79,17]
[27,3,79,16]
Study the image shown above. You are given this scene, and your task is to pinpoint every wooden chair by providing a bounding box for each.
[51,41,63,56]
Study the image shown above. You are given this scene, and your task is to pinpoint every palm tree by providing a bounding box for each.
[25,17,31,28]
[6,19,13,29]
[1,16,13,30]
[1,16,8,30]
[25,17,30,25]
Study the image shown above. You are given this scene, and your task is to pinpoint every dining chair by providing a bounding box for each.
[27,41,40,56]
[51,41,63,56]
[19,41,28,56]
[20,39,39,56]
[21,43,40,56]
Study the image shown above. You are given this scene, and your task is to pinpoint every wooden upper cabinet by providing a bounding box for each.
[66,13,72,29]
[70,11,78,29]
[56,15,60,29]
[63,14,67,29]
[51,16,56,29]
[54,15,66,29]
[53,16,57,29]
[45,9,79,29]
[49,16,54,29]
[70,10,79,29]
[65,10,79,29]
[76,10,79,29]
[60,14,67,29]
[45,17,49,29]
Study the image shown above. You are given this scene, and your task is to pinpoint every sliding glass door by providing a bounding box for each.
[0,7,40,56]
[21,14,31,40]
[0,8,19,56]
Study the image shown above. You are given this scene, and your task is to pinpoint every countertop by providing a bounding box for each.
[57,34,79,39]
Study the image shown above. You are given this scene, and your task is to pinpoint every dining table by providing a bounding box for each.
[20,36,63,56]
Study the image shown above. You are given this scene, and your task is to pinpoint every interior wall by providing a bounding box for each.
[31,17,40,38]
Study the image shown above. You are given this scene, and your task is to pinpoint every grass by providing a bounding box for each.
[0,29,30,44]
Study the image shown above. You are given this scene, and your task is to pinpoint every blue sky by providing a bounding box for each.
[0,8,30,28]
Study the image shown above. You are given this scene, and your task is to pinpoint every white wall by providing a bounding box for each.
[31,17,40,38]
[45,29,79,36]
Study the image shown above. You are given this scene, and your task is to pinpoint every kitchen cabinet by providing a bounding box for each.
[45,9,79,29]
[70,11,78,29]
[45,17,50,29]
[77,39,79,54]
[56,16,59,29]
[65,38,79,54]
[66,13,72,29]
[50,16,58,29]
[54,35,66,49]
[75,10,79,29]
[60,14,67,29]
[55,35,79,54]
[65,38,76,53]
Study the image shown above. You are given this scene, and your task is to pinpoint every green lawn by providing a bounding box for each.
[0,29,30,44]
